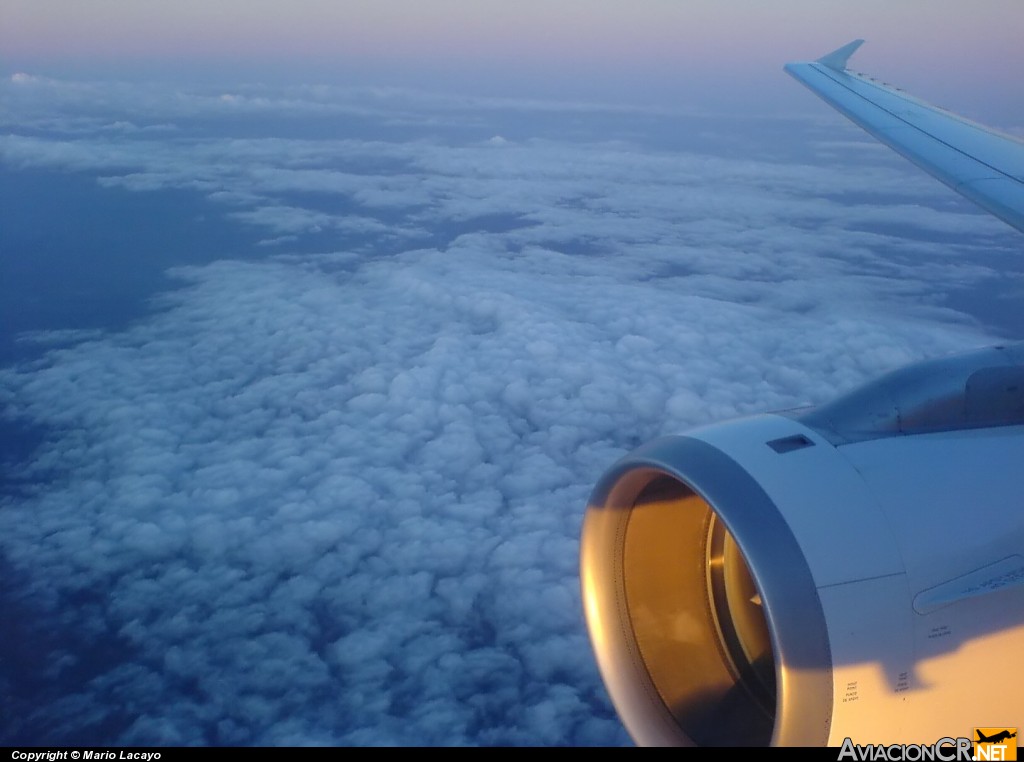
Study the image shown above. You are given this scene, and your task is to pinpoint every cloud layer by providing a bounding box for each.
[1,74,1019,745]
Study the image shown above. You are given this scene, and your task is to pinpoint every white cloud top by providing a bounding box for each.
[0,74,1018,745]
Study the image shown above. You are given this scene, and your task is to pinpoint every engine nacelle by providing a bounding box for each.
[581,344,1024,746]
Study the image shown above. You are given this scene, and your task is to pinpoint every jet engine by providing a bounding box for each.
[580,343,1024,746]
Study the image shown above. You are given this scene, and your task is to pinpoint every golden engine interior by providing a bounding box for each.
[622,475,776,746]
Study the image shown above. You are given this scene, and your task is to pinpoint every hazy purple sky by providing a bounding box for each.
[3,0,1022,122]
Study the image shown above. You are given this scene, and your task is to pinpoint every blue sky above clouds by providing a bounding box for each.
[1,59,1022,745]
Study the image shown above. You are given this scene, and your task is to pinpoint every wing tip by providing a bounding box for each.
[816,39,866,71]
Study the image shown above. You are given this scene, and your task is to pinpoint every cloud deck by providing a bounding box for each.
[0,74,1018,745]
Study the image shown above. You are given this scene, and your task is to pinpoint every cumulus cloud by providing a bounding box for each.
[1,74,1020,746]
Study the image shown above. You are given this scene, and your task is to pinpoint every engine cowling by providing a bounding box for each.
[581,344,1024,746]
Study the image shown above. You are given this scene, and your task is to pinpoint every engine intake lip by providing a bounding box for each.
[581,434,833,746]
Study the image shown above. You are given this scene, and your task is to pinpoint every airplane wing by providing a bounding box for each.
[784,40,1024,234]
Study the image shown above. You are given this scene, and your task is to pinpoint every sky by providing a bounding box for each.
[1,0,1023,748]
[3,1,1024,120]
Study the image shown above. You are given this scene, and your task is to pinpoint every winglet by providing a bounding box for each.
[816,39,865,71]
